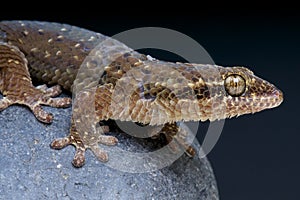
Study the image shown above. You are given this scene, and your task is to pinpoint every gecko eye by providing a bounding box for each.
[224,74,246,97]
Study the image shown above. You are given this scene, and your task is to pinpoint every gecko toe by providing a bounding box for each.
[169,133,196,157]
[98,135,118,146]
[167,140,181,154]
[185,146,196,157]
[96,125,110,134]
[161,123,196,157]
[166,136,196,157]
[174,137,196,157]
[42,97,72,108]
[32,104,54,123]
[50,136,71,149]
[90,145,109,162]
[72,148,86,167]
[27,86,71,122]
[37,84,63,97]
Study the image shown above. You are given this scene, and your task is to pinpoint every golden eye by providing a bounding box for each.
[224,74,246,97]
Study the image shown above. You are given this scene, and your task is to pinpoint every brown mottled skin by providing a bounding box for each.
[0,21,283,167]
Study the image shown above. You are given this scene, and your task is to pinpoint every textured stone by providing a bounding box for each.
[0,94,219,200]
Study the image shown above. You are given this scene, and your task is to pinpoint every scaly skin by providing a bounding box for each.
[0,21,283,167]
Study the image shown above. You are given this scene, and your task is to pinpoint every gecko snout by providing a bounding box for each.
[271,88,284,107]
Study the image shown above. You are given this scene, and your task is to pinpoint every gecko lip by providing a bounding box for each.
[264,88,283,108]
[273,89,284,105]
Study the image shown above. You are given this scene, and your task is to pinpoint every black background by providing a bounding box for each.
[1,7,299,200]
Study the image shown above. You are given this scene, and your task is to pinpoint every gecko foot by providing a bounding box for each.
[0,84,71,123]
[161,123,196,157]
[50,135,86,167]
[51,121,118,167]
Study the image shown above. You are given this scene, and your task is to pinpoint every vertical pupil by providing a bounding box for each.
[225,74,246,97]
[234,77,239,89]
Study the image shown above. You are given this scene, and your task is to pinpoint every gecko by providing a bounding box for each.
[0,21,283,167]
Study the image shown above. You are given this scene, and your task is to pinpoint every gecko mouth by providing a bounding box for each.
[271,89,283,107]
[250,88,284,113]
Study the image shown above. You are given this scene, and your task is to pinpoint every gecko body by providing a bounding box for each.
[0,21,283,167]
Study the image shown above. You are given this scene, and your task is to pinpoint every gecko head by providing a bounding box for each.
[145,63,284,123]
[221,66,283,118]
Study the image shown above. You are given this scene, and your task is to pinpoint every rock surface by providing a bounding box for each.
[0,94,219,200]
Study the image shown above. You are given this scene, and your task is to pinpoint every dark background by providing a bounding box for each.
[1,7,299,200]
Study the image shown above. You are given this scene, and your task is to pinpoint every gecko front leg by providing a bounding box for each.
[49,81,197,167]
[50,84,118,167]
[159,122,196,157]
[0,43,71,123]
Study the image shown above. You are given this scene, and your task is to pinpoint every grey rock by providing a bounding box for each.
[0,94,219,200]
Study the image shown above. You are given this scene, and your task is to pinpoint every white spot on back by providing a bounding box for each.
[18,38,23,44]
[23,30,29,36]
[44,51,51,58]
[56,51,62,56]
[30,47,38,52]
